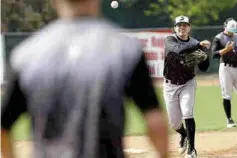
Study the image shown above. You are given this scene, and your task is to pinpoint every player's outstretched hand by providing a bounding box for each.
[200,40,211,49]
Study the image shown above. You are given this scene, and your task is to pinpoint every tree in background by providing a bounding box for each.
[1,0,143,32]
[1,0,56,32]
[1,0,237,32]
[145,0,237,26]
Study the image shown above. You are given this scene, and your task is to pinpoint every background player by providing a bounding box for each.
[1,0,169,158]
[211,18,237,128]
[163,15,210,158]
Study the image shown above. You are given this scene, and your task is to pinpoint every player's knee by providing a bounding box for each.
[169,119,182,130]
[222,95,232,100]
[183,115,194,120]
[182,108,194,119]
[182,111,194,120]
[171,123,183,130]
[171,123,182,130]
[222,88,232,100]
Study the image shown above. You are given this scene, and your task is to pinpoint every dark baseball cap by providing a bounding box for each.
[174,16,190,26]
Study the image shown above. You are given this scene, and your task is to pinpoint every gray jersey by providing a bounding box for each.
[164,34,203,84]
[1,19,159,158]
[212,32,237,63]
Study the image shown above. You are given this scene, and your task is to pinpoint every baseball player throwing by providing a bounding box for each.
[211,18,237,128]
[163,15,210,158]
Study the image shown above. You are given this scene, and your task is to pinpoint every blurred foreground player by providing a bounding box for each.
[1,0,168,158]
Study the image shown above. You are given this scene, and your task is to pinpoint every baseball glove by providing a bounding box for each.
[180,49,208,67]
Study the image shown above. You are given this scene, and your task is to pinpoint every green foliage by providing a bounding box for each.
[1,0,56,32]
[145,0,237,25]
[1,0,237,31]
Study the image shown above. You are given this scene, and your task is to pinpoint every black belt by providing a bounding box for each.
[224,62,237,68]
[165,79,187,85]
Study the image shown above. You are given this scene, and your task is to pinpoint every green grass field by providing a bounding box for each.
[10,86,237,141]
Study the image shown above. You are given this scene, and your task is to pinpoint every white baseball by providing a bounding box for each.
[111,1,119,9]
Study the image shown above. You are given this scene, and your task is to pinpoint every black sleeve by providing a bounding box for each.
[198,47,210,72]
[125,54,160,113]
[211,37,224,59]
[198,56,210,72]
[165,36,201,54]
[1,71,27,130]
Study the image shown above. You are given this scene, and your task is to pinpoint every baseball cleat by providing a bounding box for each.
[185,148,197,158]
[178,136,188,155]
[227,118,236,128]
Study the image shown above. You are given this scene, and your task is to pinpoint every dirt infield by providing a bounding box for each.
[124,130,237,158]
[13,130,237,158]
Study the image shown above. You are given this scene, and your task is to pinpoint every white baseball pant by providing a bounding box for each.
[219,63,237,100]
[163,78,197,130]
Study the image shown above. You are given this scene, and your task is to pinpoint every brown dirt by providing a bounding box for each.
[13,130,237,158]
[124,130,237,158]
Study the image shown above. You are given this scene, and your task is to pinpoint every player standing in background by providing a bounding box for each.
[211,18,237,128]
[1,0,169,158]
[163,15,210,158]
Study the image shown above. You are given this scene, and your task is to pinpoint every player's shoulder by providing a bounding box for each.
[10,32,39,71]
[165,34,177,42]
[117,32,143,62]
[166,34,176,39]
[108,27,143,65]
[11,21,58,54]
[10,21,59,71]
[121,33,142,50]
[215,32,224,39]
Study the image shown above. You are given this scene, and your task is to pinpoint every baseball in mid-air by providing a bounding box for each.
[111,1,119,9]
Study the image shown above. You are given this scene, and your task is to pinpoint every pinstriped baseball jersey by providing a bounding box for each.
[1,19,159,158]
